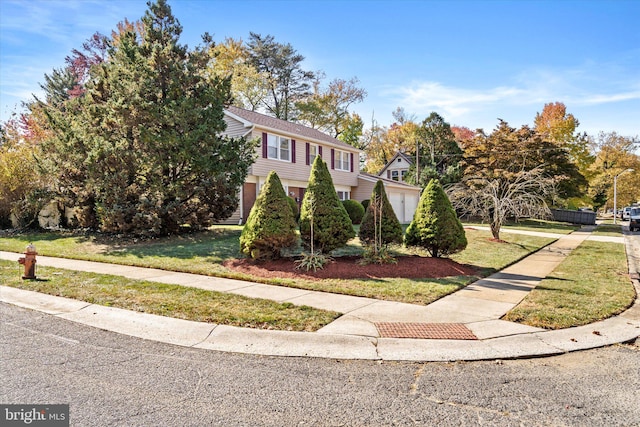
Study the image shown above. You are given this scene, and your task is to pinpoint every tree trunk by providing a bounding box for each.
[490,222,501,240]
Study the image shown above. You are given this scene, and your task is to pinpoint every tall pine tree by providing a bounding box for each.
[40,0,256,235]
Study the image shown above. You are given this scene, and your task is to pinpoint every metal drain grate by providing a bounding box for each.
[375,322,478,340]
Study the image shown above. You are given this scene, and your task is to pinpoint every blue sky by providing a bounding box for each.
[1,0,639,137]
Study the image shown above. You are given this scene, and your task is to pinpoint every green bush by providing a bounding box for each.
[359,180,403,247]
[361,199,370,211]
[405,179,467,258]
[300,156,355,254]
[240,171,298,260]
[342,199,365,224]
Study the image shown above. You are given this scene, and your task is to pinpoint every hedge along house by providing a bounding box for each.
[221,106,362,224]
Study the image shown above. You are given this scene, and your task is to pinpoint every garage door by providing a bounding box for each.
[388,192,405,223]
[404,194,419,224]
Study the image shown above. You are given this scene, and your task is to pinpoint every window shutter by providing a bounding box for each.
[262,133,267,158]
[331,149,335,169]
[319,146,323,158]
[305,143,310,165]
[292,139,296,163]
[350,153,354,172]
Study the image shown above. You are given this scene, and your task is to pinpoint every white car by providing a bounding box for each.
[622,207,632,220]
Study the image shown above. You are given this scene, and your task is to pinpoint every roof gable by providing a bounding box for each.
[377,151,415,176]
[225,105,361,153]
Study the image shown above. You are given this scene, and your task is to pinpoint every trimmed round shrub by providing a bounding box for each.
[405,178,467,258]
[240,171,298,260]
[361,199,370,211]
[342,199,365,224]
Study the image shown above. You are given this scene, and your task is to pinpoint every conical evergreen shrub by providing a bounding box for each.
[405,178,467,257]
[240,171,298,260]
[299,156,355,253]
[359,180,403,247]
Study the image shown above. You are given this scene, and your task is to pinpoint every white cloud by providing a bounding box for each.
[381,60,640,133]
[384,82,529,120]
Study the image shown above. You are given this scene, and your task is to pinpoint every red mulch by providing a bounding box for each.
[223,255,478,281]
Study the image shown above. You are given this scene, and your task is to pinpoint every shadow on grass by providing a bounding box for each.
[102,231,240,260]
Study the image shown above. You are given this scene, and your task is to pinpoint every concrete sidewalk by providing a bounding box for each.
[1,227,639,361]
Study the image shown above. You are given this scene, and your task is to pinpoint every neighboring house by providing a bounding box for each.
[222,106,362,224]
[377,152,414,183]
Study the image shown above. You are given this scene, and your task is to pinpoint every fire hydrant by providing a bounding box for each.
[18,243,37,280]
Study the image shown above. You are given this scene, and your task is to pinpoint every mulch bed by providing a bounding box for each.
[223,255,478,281]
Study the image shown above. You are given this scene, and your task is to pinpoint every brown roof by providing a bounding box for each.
[225,105,360,152]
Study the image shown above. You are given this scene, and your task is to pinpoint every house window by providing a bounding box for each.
[308,144,318,165]
[335,150,350,171]
[267,134,290,161]
[401,170,408,181]
[391,170,399,181]
[337,191,350,201]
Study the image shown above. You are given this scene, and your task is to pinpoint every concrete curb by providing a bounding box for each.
[2,285,638,361]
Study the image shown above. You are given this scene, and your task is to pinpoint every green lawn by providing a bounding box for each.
[0,227,554,305]
[2,221,634,329]
[0,259,339,331]
[503,240,635,329]
[592,223,623,237]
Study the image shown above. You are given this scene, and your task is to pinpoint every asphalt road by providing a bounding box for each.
[1,303,639,427]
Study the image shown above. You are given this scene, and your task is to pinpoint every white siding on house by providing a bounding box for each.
[222,115,250,138]
[378,152,414,183]
[352,179,375,202]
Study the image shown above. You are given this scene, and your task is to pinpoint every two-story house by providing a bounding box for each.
[221,106,422,225]
[222,106,362,224]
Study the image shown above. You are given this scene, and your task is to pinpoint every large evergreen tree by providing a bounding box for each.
[40,0,256,235]
[299,156,355,253]
[405,179,467,258]
[240,171,298,260]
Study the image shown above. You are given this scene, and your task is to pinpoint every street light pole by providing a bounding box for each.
[613,168,634,225]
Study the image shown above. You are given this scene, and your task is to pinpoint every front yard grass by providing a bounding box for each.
[0,260,339,331]
[503,240,636,329]
[592,223,623,236]
[2,223,634,329]
[0,227,554,305]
